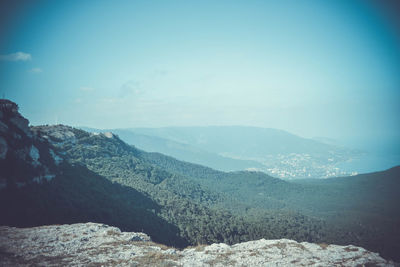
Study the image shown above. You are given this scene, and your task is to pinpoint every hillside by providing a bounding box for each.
[1,100,329,249]
[81,127,264,172]
[38,123,400,260]
[1,100,400,262]
[33,124,329,246]
[112,126,361,178]
[140,149,400,260]
[140,148,400,219]
[0,223,394,267]
[0,99,185,246]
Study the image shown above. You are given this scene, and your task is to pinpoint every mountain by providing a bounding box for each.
[0,99,60,188]
[113,126,362,178]
[35,124,329,246]
[141,148,400,260]
[81,127,264,172]
[44,122,400,260]
[130,126,342,156]
[2,99,400,262]
[144,147,400,220]
[0,223,394,267]
[0,99,185,246]
[1,100,329,249]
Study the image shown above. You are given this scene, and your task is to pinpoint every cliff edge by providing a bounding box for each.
[0,223,395,267]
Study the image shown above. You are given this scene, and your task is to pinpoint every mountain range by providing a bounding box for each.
[1,99,399,262]
[82,126,362,179]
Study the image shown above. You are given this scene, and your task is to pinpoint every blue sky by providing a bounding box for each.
[0,0,399,145]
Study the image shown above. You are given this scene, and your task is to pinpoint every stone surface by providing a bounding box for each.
[103,132,114,138]
[9,116,31,138]
[49,148,63,165]
[0,100,61,187]
[35,125,77,145]
[29,145,40,166]
[0,223,395,267]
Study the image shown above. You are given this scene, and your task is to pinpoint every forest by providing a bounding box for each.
[1,124,399,261]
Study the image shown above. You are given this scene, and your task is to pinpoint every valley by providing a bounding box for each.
[1,0,399,265]
[93,126,364,179]
[1,101,399,263]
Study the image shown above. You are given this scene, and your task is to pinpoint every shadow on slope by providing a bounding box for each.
[0,162,187,247]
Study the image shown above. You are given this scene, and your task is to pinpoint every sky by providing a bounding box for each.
[0,0,399,147]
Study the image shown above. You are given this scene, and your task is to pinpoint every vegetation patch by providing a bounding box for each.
[204,252,237,266]
[248,250,259,256]
[134,251,182,267]
[290,242,307,250]
[344,246,359,252]
[106,229,121,236]
[318,243,329,249]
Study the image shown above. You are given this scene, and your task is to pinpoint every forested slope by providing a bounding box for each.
[31,125,329,246]
[140,149,400,261]
[2,103,399,261]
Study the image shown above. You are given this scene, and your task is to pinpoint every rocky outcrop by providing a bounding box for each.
[9,116,31,138]
[0,223,395,267]
[0,99,62,188]
[33,124,77,146]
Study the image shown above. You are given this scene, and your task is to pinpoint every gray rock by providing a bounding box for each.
[0,223,395,267]
[10,116,32,137]
[35,125,76,145]
[49,148,63,165]
[29,145,40,166]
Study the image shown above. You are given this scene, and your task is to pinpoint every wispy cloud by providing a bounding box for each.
[0,52,32,61]
[80,86,94,91]
[120,80,141,97]
[29,67,42,73]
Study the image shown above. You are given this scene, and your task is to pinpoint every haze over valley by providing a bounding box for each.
[83,126,366,179]
[1,0,399,266]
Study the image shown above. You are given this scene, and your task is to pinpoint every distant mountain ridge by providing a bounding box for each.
[128,126,346,155]
[80,127,265,172]
[86,126,362,178]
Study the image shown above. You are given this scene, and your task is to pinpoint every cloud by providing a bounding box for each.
[119,80,141,97]
[0,52,32,61]
[80,86,94,91]
[29,67,42,73]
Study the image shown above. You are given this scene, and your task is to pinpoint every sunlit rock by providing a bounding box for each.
[0,223,394,267]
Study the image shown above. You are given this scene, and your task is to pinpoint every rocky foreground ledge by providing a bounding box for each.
[0,223,395,267]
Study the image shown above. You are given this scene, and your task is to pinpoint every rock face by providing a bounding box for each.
[0,223,395,267]
[33,124,77,146]
[0,99,62,188]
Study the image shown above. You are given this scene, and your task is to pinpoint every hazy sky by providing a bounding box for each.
[0,0,399,141]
